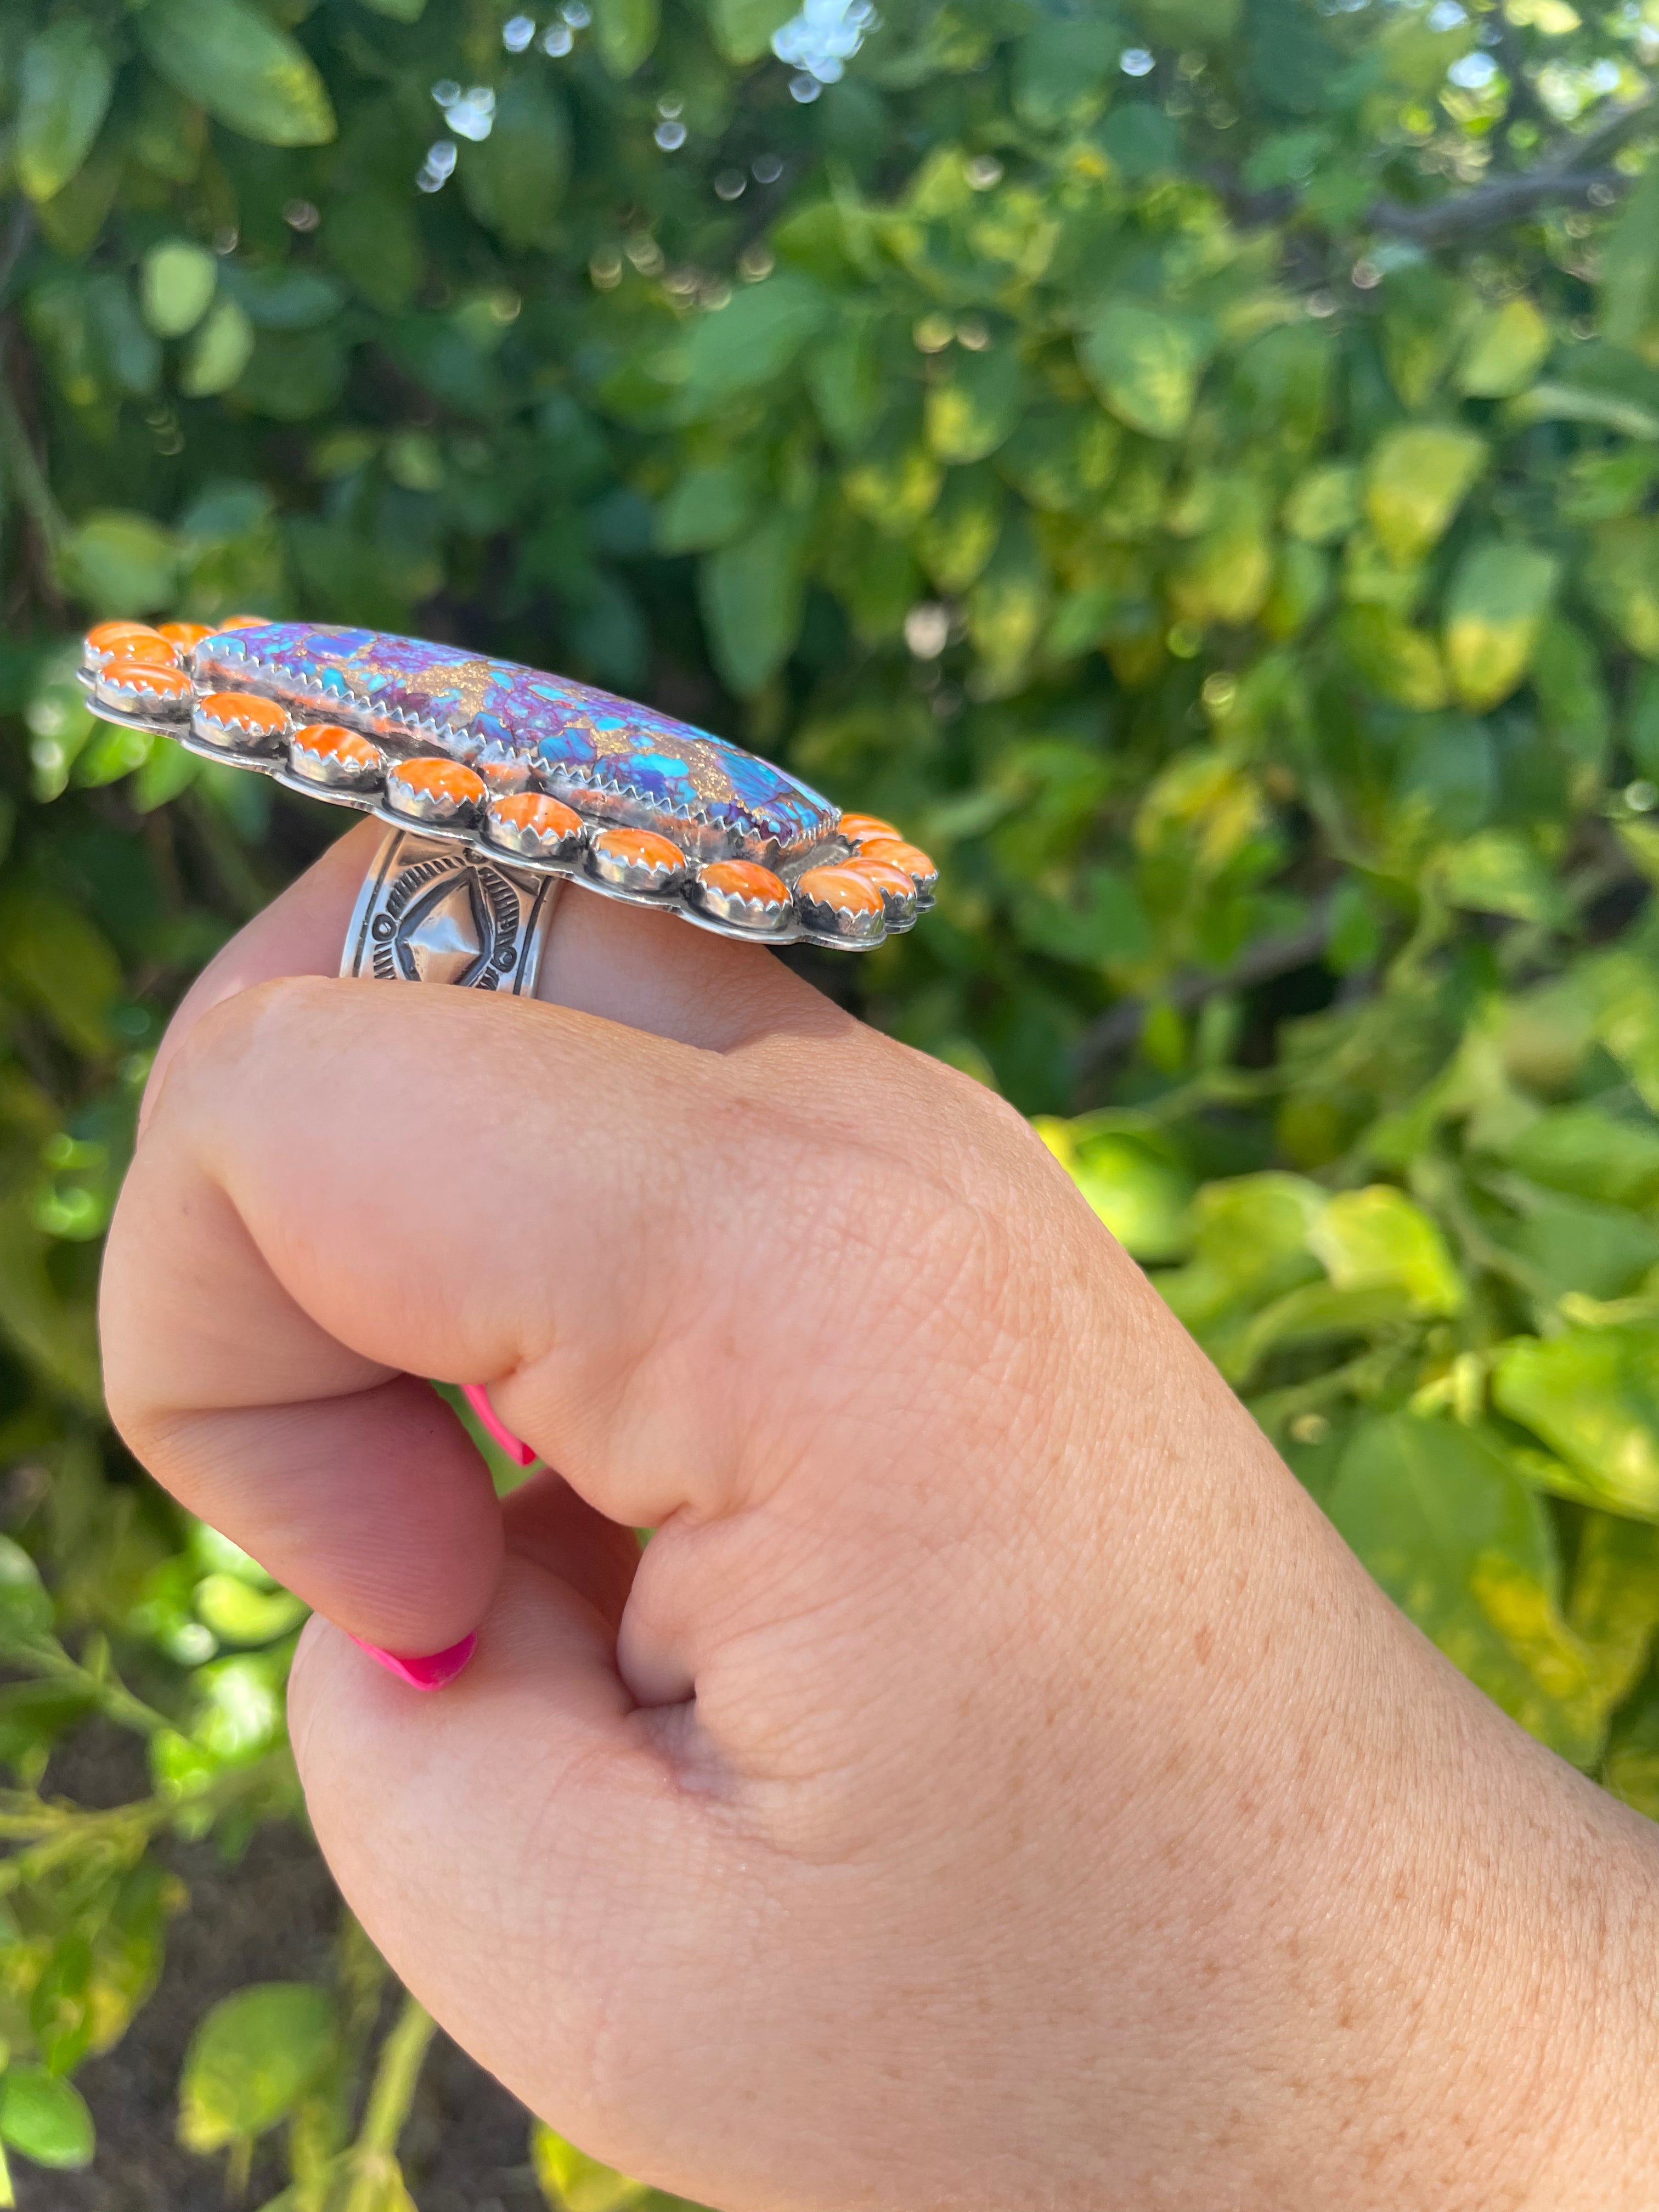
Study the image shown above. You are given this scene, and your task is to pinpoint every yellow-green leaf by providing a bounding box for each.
[17,21,115,204]
[1310,1186,1464,1315]
[179,1985,335,2154]
[0,2067,94,2170]
[593,0,661,74]
[1080,302,1211,441]
[138,0,336,148]
[1442,539,1558,710]
[1584,520,1659,661]
[141,240,218,339]
[531,2122,651,2211]
[704,0,796,63]
[1328,1414,1605,1766]
[1493,1327,1659,1520]
[924,345,1024,465]
[1036,1116,1194,1261]
[1455,297,1550,398]
[1364,423,1486,565]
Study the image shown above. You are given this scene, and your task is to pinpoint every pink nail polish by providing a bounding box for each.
[349,1630,478,1692]
[462,1383,537,1468]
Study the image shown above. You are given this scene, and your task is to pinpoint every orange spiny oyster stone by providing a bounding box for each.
[95,658,194,712]
[385,756,488,821]
[857,836,938,895]
[587,825,688,892]
[794,864,887,942]
[217,614,270,629]
[96,633,179,668]
[194,691,289,750]
[694,859,791,929]
[849,856,919,921]
[484,792,584,860]
[290,723,382,788]
[158,621,214,651]
[84,620,165,662]
[837,812,902,850]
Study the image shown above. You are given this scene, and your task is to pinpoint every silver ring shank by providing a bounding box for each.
[342,830,558,995]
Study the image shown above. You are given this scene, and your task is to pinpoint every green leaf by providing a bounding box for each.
[704,0,795,63]
[138,0,336,148]
[1440,830,1563,925]
[804,314,883,452]
[1327,1414,1605,1767]
[16,22,115,204]
[1441,540,1558,712]
[233,329,347,421]
[324,191,422,313]
[924,345,1024,465]
[0,1538,53,1644]
[676,275,833,415]
[593,0,660,75]
[1364,424,1486,565]
[1079,302,1211,441]
[1583,520,1659,662]
[1157,1172,1325,1347]
[1455,297,1550,398]
[1012,18,1117,132]
[656,459,766,554]
[531,2122,651,2211]
[0,2068,94,2170]
[462,78,570,247]
[1497,1108,1659,1211]
[179,299,256,398]
[1282,462,1360,544]
[64,511,180,616]
[699,511,807,695]
[178,1984,336,2154]
[1310,1186,1464,1316]
[141,241,218,338]
[1492,1327,1659,1521]
[1600,166,1659,370]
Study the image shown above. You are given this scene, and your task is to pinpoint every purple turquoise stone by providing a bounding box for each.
[195,622,838,866]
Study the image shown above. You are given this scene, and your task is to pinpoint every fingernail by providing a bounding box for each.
[349,1630,478,1692]
[462,1382,537,1468]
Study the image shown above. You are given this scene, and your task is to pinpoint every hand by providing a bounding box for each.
[101,819,1659,2210]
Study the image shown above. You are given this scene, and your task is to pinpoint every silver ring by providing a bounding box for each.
[341,829,559,994]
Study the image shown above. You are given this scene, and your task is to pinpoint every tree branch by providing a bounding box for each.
[1368,88,1655,245]
[1069,893,1339,1081]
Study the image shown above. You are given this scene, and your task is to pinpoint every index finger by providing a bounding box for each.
[101,828,892,1660]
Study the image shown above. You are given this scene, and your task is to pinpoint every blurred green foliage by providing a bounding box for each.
[1,0,1658,2198]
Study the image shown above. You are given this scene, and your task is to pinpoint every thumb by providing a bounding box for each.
[287,1554,743,2196]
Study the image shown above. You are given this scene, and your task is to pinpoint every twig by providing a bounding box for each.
[0,202,33,307]
[1489,10,1553,140]
[337,1993,437,2212]
[1368,89,1655,244]
[1069,893,1339,1079]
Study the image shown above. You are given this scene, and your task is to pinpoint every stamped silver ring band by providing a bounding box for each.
[342,830,561,995]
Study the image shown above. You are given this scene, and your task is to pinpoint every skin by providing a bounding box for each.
[100,817,1659,2211]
